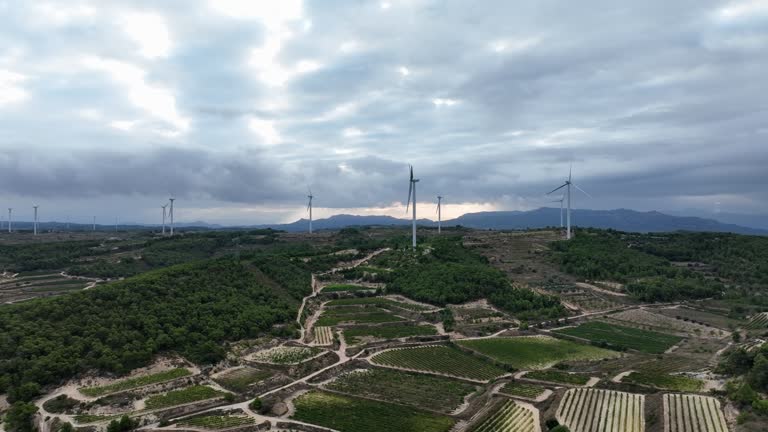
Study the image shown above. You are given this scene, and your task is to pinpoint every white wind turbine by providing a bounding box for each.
[169,197,175,236]
[550,196,565,228]
[161,204,168,235]
[405,165,419,249]
[307,189,314,234]
[547,166,590,240]
[7,208,12,233]
[436,196,443,234]
[33,205,39,235]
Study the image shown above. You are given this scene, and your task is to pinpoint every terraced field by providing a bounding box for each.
[498,381,547,399]
[656,307,742,331]
[314,326,333,346]
[316,309,405,326]
[177,415,255,429]
[457,336,619,369]
[663,394,728,432]
[0,273,91,303]
[326,297,432,311]
[213,367,272,393]
[343,324,437,345]
[144,385,226,409]
[553,321,682,354]
[370,345,506,382]
[623,371,703,392]
[556,388,644,432]
[322,284,376,292]
[291,390,455,432]
[610,309,728,338]
[525,370,591,386]
[322,368,477,413]
[249,346,323,364]
[747,312,768,329]
[471,399,536,432]
[80,367,192,397]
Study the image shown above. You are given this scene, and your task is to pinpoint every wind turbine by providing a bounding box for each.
[93,216,96,232]
[307,189,313,234]
[33,205,38,235]
[405,165,419,249]
[550,196,565,228]
[7,208,11,233]
[436,196,443,234]
[169,197,175,236]
[547,166,590,240]
[161,204,168,235]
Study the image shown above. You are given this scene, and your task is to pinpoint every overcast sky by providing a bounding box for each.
[0,0,766,225]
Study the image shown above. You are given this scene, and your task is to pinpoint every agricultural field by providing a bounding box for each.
[0,272,91,303]
[471,399,536,432]
[322,283,376,292]
[556,388,644,432]
[656,307,742,330]
[177,415,255,429]
[213,367,272,393]
[524,370,591,386]
[553,321,682,354]
[322,368,477,413]
[609,309,728,338]
[498,381,547,399]
[315,309,405,326]
[291,390,455,432]
[342,324,437,345]
[451,307,505,322]
[79,367,192,397]
[663,394,728,432]
[622,371,703,392]
[144,385,226,410]
[326,296,433,311]
[457,336,619,369]
[314,326,334,345]
[248,346,323,364]
[746,312,768,329]
[370,345,506,382]
[73,414,120,424]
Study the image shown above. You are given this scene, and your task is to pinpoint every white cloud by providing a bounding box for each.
[0,69,27,106]
[489,37,540,53]
[110,120,137,131]
[207,0,303,28]
[432,98,459,107]
[248,117,281,145]
[716,0,768,20]
[398,66,410,76]
[120,12,172,59]
[342,127,364,138]
[339,40,363,54]
[248,34,323,86]
[313,101,359,122]
[82,57,189,134]
[33,2,96,26]
[380,2,392,10]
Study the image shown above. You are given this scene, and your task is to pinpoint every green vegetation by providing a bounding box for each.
[249,346,323,364]
[457,336,618,369]
[553,321,682,353]
[177,415,255,429]
[343,324,438,344]
[323,368,477,413]
[80,368,191,397]
[499,381,547,399]
[370,345,506,381]
[325,297,431,311]
[213,367,272,393]
[144,385,225,410]
[106,415,138,432]
[0,257,307,400]
[291,390,454,432]
[471,399,535,432]
[623,371,703,391]
[524,370,590,385]
[3,402,39,432]
[73,414,120,424]
[316,310,405,326]
[42,395,80,413]
[323,284,375,292]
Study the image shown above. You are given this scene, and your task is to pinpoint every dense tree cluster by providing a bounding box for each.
[718,344,768,421]
[0,256,309,401]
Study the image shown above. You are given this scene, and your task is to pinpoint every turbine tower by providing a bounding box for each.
[93,216,96,232]
[550,196,565,228]
[547,166,590,240]
[7,208,11,233]
[161,204,168,235]
[169,197,175,236]
[33,205,38,235]
[436,196,443,234]
[405,165,419,249]
[307,189,313,234]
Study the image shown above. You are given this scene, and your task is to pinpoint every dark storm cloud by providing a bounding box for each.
[0,0,767,222]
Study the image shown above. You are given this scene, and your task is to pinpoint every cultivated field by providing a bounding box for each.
[370,345,506,382]
[79,367,191,397]
[248,346,323,364]
[556,388,644,432]
[316,308,405,326]
[747,312,768,329]
[323,368,477,413]
[314,326,334,346]
[610,309,728,338]
[177,415,255,429]
[291,390,455,432]
[322,283,376,292]
[663,394,728,432]
[499,381,547,400]
[524,370,591,386]
[554,321,682,354]
[326,296,432,311]
[144,385,225,409]
[457,336,619,369]
[343,324,437,345]
[656,307,742,330]
[471,399,536,432]
[622,371,703,392]
[213,367,272,393]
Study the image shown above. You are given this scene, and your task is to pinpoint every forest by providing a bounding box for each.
[0,255,310,403]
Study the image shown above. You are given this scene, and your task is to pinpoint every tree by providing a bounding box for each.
[4,402,39,432]
[748,354,768,391]
[106,415,138,432]
[58,422,74,432]
[249,398,262,411]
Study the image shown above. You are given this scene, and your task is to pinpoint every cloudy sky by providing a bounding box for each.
[0,0,766,225]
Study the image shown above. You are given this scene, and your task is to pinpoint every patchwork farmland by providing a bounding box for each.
[471,399,537,432]
[553,321,682,353]
[556,388,644,432]
[370,345,506,382]
[663,394,728,432]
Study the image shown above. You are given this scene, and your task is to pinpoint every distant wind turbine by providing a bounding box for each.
[436,196,443,234]
[93,216,96,232]
[169,197,175,236]
[405,165,419,249]
[33,205,38,235]
[547,165,590,240]
[307,188,313,234]
[550,196,565,228]
[7,208,11,233]
[161,204,168,235]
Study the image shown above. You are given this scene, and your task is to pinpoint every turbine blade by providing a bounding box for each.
[574,184,592,198]
[406,181,413,214]
[569,163,572,182]
[546,183,568,195]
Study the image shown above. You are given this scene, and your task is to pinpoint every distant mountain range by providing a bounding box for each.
[252,207,768,235]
